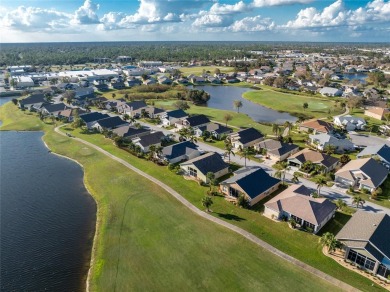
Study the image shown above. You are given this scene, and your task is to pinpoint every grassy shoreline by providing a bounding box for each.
[0,102,350,291]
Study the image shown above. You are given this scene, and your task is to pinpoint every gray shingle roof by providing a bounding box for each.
[186,115,211,127]
[162,141,198,160]
[80,112,110,123]
[182,152,228,175]
[336,212,390,261]
[137,131,165,147]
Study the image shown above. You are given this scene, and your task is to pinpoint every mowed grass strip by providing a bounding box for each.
[1,102,340,291]
[180,66,235,76]
[243,87,344,119]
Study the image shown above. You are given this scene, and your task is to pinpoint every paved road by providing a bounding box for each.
[349,132,390,147]
[54,125,358,292]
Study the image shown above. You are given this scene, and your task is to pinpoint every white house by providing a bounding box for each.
[309,133,354,153]
[319,87,343,97]
[334,115,366,131]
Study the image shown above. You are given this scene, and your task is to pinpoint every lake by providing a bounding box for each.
[341,73,368,82]
[0,131,96,291]
[189,85,296,124]
[0,96,15,106]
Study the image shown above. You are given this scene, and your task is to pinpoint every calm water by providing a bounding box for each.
[0,96,15,106]
[0,131,96,291]
[341,73,368,82]
[189,85,296,124]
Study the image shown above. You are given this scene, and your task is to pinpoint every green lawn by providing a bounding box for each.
[0,102,344,292]
[180,66,234,76]
[243,86,344,119]
[1,102,385,291]
[153,99,273,135]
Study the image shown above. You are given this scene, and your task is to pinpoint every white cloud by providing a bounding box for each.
[97,12,128,30]
[285,0,390,29]
[0,6,71,32]
[251,0,313,8]
[193,12,233,27]
[209,1,248,14]
[71,0,100,25]
[228,15,275,32]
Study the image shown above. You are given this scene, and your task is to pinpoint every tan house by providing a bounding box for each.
[299,119,334,134]
[264,184,336,233]
[180,152,229,183]
[335,158,388,192]
[287,148,339,173]
[255,139,299,161]
[229,128,264,149]
[336,212,390,279]
[220,167,281,206]
[364,107,389,120]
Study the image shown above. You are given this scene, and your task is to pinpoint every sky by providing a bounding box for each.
[0,0,389,43]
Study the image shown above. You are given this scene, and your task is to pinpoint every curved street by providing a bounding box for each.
[55,125,358,292]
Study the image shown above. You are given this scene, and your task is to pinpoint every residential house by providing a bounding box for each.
[180,152,229,183]
[132,131,166,153]
[91,116,129,132]
[18,93,47,110]
[158,76,172,85]
[336,212,390,279]
[364,107,389,121]
[194,123,232,140]
[57,108,86,122]
[79,112,110,129]
[299,119,334,134]
[144,106,165,119]
[74,87,95,104]
[335,158,388,192]
[175,115,210,130]
[220,167,281,206]
[103,99,125,112]
[255,139,299,161]
[190,76,205,84]
[158,141,201,164]
[117,100,148,117]
[264,184,336,234]
[40,103,68,117]
[160,109,188,126]
[229,128,264,149]
[112,125,151,141]
[319,87,343,97]
[287,148,339,172]
[357,144,390,169]
[334,115,366,131]
[309,133,354,153]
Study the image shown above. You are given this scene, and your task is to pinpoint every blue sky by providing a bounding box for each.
[0,0,389,42]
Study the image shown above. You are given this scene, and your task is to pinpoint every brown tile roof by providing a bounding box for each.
[265,184,336,225]
[365,107,389,116]
[288,148,339,168]
[300,119,334,133]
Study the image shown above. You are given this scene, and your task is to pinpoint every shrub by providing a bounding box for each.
[237,194,250,209]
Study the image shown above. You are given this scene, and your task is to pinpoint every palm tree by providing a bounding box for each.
[233,100,243,113]
[201,196,213,212]
[319,232,339,253]
[274,162,289,185]
[272,124,280,136]
[283,121,293,136]
[335,198,347,210]
[206,172,216,192]
[238,146,251,167]
[353,196,365,208]
[224,143,235,164]
[323,144,336,155]
[315,176,327,197]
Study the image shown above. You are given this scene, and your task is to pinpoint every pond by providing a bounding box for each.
[189,85,296,124]
[341,73,367,82]
[0,131,96,291]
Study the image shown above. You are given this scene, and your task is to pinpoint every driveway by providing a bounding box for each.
[349,132,390,147]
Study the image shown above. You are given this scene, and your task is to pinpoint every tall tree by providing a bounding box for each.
[303,102,308,111]
[315,176,327,197]
[201,196,213,212]
[233,100,243,113]
[238,146,251,167]
[223,113,233,126]
[272,124,280,136]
